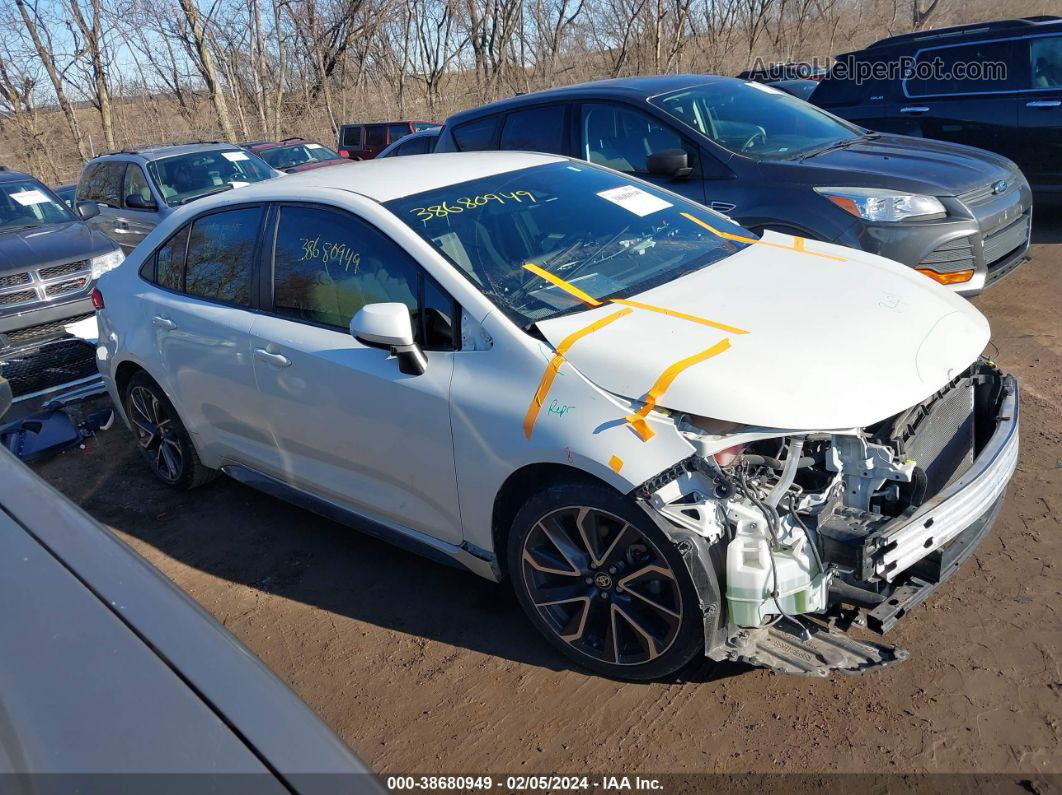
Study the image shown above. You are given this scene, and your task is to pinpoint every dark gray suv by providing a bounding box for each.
[76,142,280,253]
[0,168,120,351]
[437,76,1032,295]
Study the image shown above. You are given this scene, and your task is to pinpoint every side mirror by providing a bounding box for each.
[350,303,426,376]
[646,148,693,179]
[75,200,100,220]
[126,193,157,210]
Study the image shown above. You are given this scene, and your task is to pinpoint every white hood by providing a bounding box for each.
[535,232,989,430]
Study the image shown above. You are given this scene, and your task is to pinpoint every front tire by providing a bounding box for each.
[123,372,216,490]
[507,482,705,681]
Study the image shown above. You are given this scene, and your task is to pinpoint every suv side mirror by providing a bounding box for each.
[350,303,426,376]
[75,200,100,220]
[646,149,693,179]
[126,193,157,210]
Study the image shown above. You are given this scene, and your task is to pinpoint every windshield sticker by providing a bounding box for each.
[410,191,537,222]
[222,151,249,162]
[306,143,324,149]
[597,186,672,217]
[10,189,49,206]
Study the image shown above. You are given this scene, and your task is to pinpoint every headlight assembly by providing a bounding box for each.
[89,249,125,279]
[814,187,945,222]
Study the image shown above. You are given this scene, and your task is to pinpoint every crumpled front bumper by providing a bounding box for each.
[867,374,1019,584]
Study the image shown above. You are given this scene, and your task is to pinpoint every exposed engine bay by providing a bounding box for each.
[641,359,1018,676]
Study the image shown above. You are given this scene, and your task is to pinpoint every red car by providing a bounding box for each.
[242,138,351,173]
[336,121,441,160]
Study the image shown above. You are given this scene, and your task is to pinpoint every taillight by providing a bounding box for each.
[338,149,349,158]
[90,287,105,310]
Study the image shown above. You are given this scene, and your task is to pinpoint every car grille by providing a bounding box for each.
[920,236,975,273]
[957,169,1021,208]
[984,212,1030,269]
[0,259,92,310]
[45,277,89,297]
[0,289,38,307]
[0,272,31,289]
[0,338,97,398]
[38,260,89,279]
[2,312,94,347]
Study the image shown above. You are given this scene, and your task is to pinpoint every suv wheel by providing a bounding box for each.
[508,482,705,681]
[124,372,216,489]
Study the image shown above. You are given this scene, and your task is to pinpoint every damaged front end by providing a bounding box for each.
[637,360,1019,677]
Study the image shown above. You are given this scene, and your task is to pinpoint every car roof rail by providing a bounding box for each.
[867,15,1061,49]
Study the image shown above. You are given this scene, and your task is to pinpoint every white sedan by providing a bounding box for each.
[94,152,1018,680]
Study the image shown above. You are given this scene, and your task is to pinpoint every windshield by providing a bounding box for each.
[148,150,275,206]
[412,122,441,133]
[384,162,753,326]
[652,81,860,160]
[259,143,340,170]
[0,179,75,231]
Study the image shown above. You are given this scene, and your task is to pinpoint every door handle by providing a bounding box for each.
[1026,100,1061,108]
[151,316,176,330]
[899,106,930,114]
[254,348,292,367]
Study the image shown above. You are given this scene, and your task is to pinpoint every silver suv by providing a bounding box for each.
[76,142,280,253]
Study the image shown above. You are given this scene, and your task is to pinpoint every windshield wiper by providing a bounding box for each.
[177,183,235,206]
[0,224,37,235]
[797,133,876,162]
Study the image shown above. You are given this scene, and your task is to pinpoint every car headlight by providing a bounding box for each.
[89,249,125,279]
[814,187,945,222]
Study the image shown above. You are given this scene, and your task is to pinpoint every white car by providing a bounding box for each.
[94,152,1019,680]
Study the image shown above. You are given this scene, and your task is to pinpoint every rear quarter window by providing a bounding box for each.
[183,207,262,306]
[341,126,363,147]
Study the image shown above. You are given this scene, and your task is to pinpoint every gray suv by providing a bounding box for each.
[76,142,280,253]
[438,76,1032,295]
[0,168,120,352]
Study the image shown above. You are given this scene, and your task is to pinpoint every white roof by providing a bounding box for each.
[269,151,564,202]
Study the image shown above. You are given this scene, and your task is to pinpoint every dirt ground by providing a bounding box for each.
[31,210,1062,780]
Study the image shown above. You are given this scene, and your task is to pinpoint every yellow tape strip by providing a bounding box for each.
[523,308,633,440]
[627,338,732,437]
[608,455,624,474]
[625,416,656,442]
[523,263,602,307]
[611,299,749,335]
[681,213,845,262]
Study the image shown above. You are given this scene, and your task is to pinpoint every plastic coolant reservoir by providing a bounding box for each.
[725,506,827,627]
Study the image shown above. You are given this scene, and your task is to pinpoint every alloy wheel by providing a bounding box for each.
[520,506,683,666]
[128,385,183,483]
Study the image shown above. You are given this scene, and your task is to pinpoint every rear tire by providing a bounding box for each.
[123,372,216,490]
[507,482,705,681]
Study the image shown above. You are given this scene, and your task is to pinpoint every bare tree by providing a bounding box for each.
[176,0,238,140]
[14,0,90,159]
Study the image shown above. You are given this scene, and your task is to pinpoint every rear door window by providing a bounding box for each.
[907,40,1024,96]
[388,123,411,143]
[365,126,387,148]
[78,161,124,206]
[451,116,500,151]
[183,207,262,306]
[499,105,568,154]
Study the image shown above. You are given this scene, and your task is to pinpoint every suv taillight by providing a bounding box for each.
[90,288,104,310]
[338,149,349,158]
